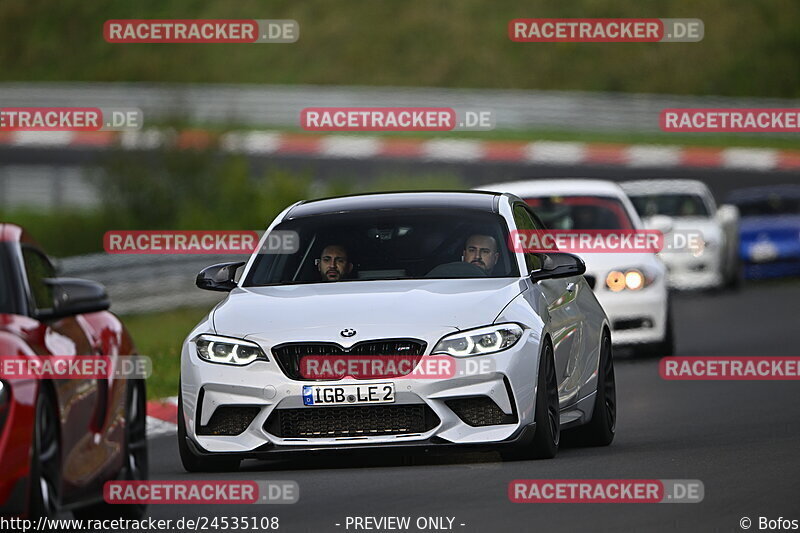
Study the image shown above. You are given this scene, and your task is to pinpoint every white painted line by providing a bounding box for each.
[625,145,682,167]
[319,136,381,158]
[525,141,586,164]
[422,139,485,161]
[119,129,166,150]
[722,148,778,171]
[220,131,281,154]
[11,131,75,146]
[147,416,177,439]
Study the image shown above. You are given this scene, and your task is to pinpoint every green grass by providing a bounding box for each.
[1,0,799,98]
[0,209,112,257]
[121,307,210,400]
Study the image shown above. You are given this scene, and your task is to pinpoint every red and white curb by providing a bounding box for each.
[1,129,798,172]
[147,396,178,439]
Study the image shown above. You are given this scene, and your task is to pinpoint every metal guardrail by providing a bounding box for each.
[1,82,799,133]
[58,253,236,314]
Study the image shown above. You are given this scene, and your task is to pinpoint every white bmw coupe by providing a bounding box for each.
[178,191,614,469]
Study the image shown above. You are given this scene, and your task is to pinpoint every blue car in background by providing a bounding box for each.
[726,185,800,280]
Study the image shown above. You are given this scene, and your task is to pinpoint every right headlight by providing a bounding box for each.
[432,323,524,357]
[193,334,268,366]
[688,237,706,257]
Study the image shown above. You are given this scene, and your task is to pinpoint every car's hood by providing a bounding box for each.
[642,216,723,243]
[211,278,526,339]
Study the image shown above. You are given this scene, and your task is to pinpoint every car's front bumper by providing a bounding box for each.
[659,250,724,290]
[593,283,669,346]
[180,328,544,454]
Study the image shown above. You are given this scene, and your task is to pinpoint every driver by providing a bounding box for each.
[462,234,499,274]
[317,244,352,282]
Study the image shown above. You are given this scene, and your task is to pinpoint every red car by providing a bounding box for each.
[0,224,147,519]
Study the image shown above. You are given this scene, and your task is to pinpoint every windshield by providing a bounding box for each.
[244,208,519,286]
[732,195,800,217]
[629,194,710,218]
[524,196,634,230]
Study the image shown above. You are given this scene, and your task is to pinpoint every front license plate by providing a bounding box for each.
[302,383,395,406]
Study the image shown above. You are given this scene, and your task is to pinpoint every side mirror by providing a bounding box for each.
[196,262,246,292]
[530,253,586,282]
[38,278,110,320]
[716,204,739,225]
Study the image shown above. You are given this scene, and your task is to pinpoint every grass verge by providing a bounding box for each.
[121,306,209,400]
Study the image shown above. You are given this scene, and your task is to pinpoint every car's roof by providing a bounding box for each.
[477,178,628,200]
[727,185,800,203]
[620,179,711,197]
[285,191,501,219]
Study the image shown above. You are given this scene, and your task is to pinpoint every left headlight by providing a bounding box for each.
[432,323,524,357]
[193,334,268,366]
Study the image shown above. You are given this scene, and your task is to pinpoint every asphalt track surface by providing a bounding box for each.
[144,281,800,533]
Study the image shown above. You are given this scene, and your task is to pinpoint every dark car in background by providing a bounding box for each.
[725,186,800,280]
[0,224,147,519]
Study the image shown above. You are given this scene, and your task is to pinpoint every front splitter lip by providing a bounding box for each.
[185,422,536,459]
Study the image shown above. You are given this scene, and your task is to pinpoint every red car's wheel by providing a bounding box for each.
[28,388,61,518]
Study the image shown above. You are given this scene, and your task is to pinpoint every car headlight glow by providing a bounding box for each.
[607,267,657,291]
[625,270,645,290]
[432,323,523,357]
[193,334,267,365]
[606,271,626,292]
[688,237,706,257]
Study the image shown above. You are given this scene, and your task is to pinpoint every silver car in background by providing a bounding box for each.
[622,179,740,290]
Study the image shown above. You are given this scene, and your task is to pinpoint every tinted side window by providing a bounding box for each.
[512,204,543,272]
[22,247,55,312]
[0,246,14,313]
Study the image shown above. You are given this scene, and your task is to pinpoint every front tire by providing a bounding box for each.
[503,341,559,460]
[28,388,61,519]
[566,331,616,446]
[530,342,560,459]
